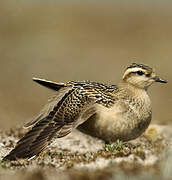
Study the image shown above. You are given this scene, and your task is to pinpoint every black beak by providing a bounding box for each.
[153,76,167,83]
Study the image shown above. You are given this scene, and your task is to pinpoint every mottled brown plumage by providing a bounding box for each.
[3,63,167,161]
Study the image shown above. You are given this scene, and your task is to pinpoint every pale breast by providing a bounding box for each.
[89,95,152,142]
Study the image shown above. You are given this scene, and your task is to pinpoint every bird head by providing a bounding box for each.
[122,63,167,89]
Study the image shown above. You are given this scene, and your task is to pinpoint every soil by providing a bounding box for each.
[0,124,172,180]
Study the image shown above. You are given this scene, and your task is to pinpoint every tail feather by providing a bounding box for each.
[32,77,66,91]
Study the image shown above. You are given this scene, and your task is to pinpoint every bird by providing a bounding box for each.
[3,63,167,161]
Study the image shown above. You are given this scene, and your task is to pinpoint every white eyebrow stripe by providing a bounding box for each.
[123,67,145,79]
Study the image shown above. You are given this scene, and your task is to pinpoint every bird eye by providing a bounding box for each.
[137,71,144,76]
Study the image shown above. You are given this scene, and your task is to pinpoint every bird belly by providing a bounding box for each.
[78,102,151,142]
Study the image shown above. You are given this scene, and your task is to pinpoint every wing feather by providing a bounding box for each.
[24,87,72,128]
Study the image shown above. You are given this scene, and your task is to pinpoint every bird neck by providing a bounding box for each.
[118,81,148,100]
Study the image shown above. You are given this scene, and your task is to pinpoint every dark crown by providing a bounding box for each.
[126,63,153,73]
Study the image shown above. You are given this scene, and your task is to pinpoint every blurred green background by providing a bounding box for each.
[0,1,171,129]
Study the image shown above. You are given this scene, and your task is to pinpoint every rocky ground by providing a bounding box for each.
[0,124,172,180]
